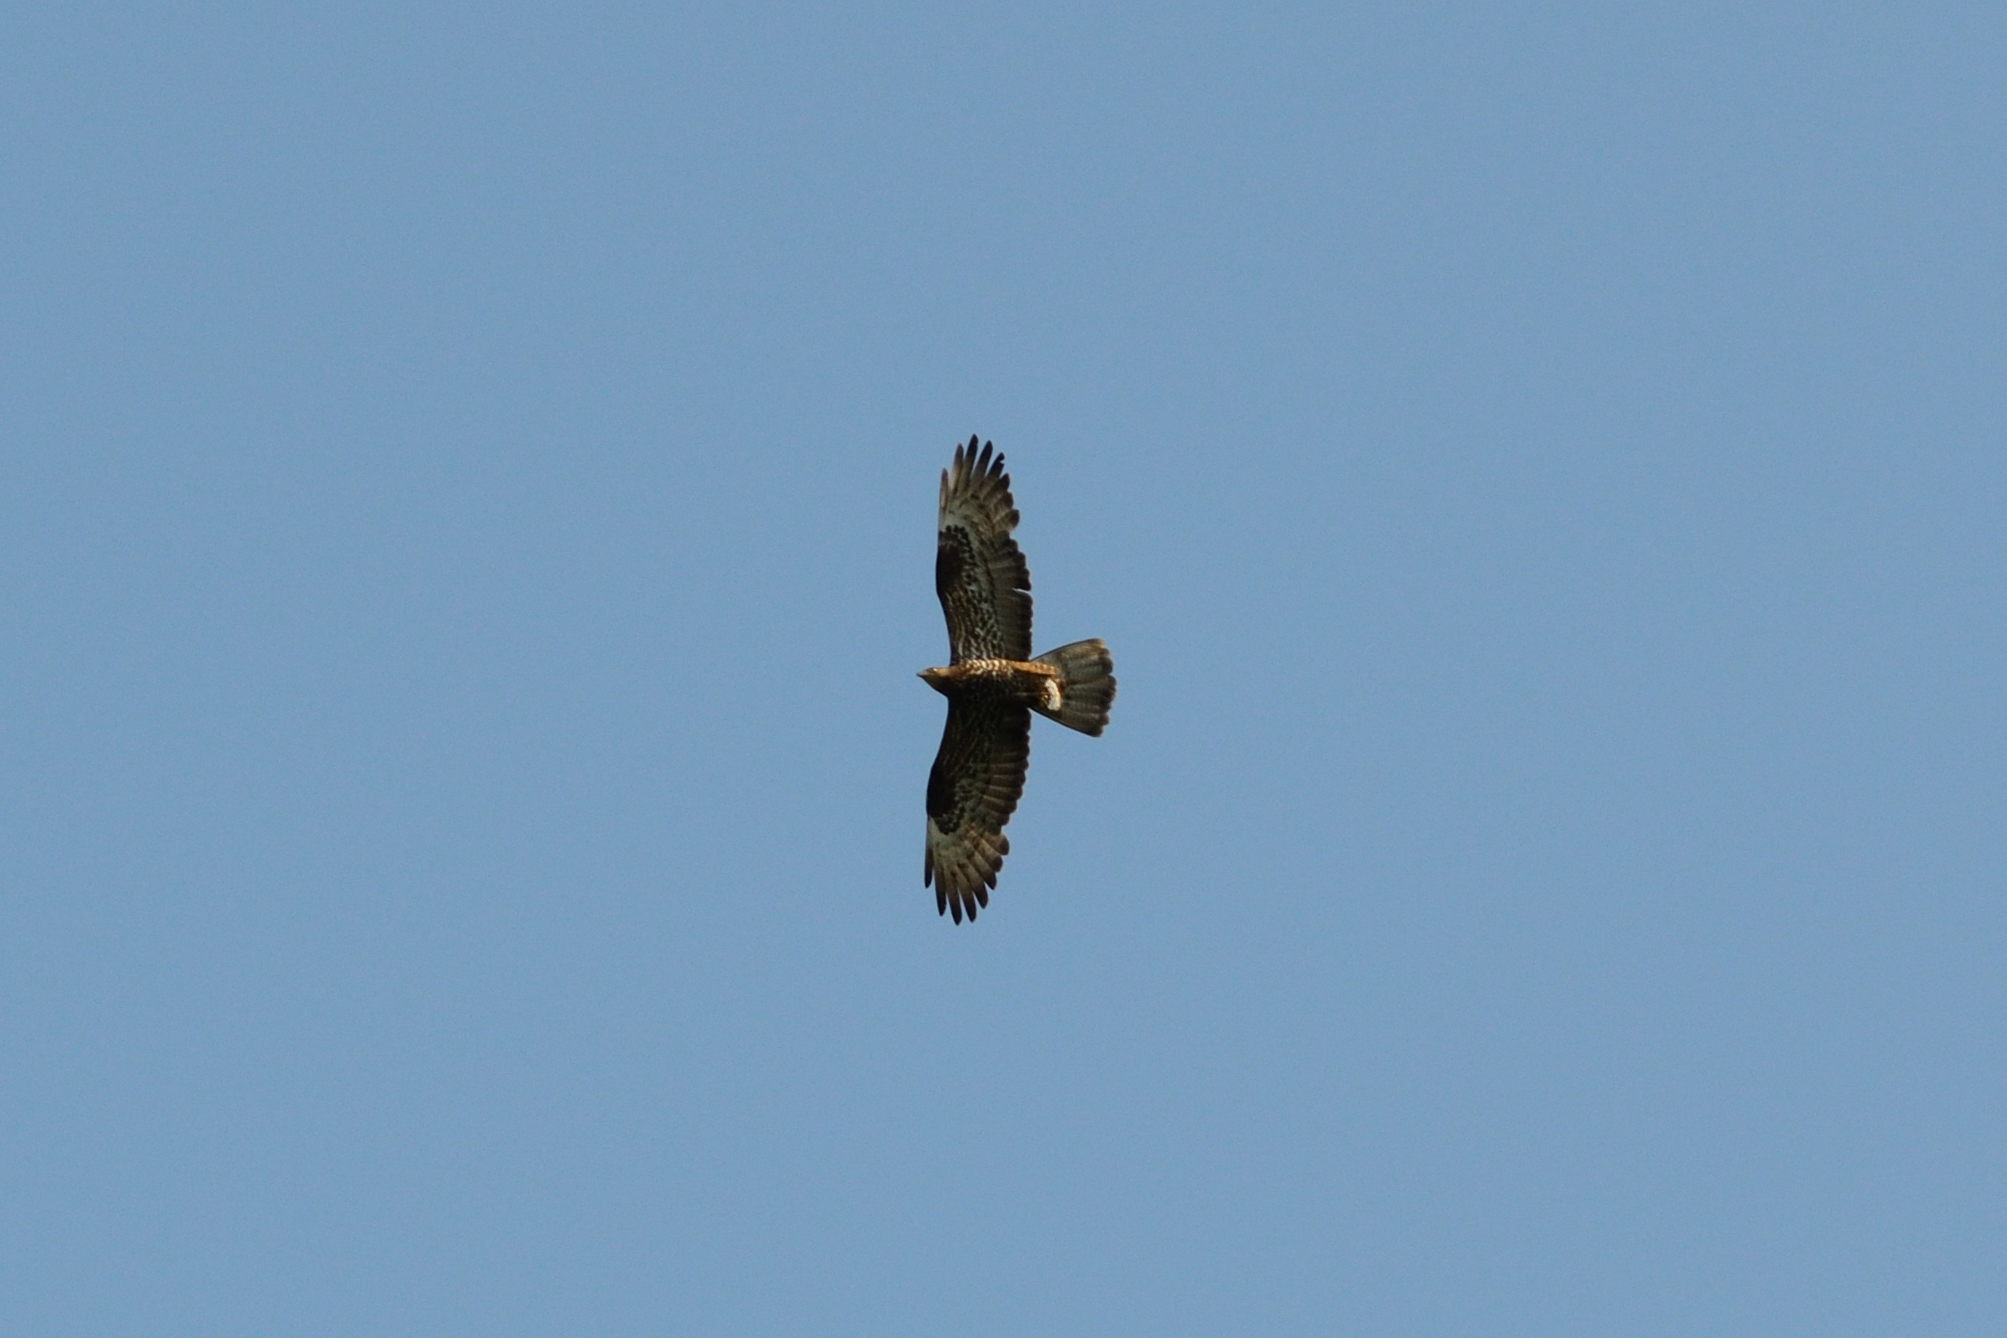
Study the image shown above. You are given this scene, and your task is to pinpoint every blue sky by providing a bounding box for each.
[4,4,2004,1334]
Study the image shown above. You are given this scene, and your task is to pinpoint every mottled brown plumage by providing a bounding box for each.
[921,437,1117,923]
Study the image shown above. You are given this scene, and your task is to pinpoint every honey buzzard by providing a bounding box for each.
[920,436,1115,923]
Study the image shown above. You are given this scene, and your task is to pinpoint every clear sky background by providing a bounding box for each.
[4,4,2003,1334]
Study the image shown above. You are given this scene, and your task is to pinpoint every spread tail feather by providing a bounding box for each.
[1032,639,1116,736]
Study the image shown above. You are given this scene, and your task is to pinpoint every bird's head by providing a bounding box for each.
[918,666,952,694]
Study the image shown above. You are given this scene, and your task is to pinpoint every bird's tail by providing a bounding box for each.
[1032,639,1116,736]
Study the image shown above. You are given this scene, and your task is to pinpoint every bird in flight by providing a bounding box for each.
[920,436,1115,923]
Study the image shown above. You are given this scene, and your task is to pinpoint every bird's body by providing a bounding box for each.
[920,437,1115,923]
[919,659,1062,714]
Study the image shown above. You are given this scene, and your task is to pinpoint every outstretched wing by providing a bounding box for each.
[937,436,1032,664]
[923,699,1031,924]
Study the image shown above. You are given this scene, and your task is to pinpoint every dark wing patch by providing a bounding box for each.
[923,699,1031,924]
[937,435,1032,663]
